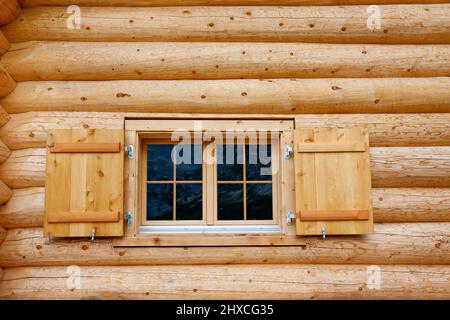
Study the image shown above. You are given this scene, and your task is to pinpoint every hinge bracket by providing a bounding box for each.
[124,144,134,160]
[286,211,296,226]
[284,145,293,159]
[124,211,133,227]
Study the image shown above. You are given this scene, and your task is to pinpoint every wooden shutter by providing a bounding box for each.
[294,128,373,235]
[44,129,124,237]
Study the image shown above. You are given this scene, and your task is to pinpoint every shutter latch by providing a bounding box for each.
[284,145,293,159]
[286,211,296,225]
[124,144,134,159]
[124,211,133,227]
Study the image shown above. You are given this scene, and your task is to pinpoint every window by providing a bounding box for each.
[127,120,292,235]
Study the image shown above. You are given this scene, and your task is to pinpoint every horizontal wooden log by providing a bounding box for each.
[0,31,9,55]
[4,112,448,150]
[4,41,450,81]
[1,264,449,299]
[1,146,448,189]
[295,114,450,147]
[0,112,123,149]
[0,0,22,26]
[373,188,450,223]
[0,62,16,97]
[2,78,450,114]
[0,104,10,127]
[2,5,450,44]
[17,0,450,7]
[0,179,12,206]
[370,147,450,188]
[0,148,44,188]
[0,138,10,163]
[1,187,448,229]
[0,223,449,267]
[0,265,450,299]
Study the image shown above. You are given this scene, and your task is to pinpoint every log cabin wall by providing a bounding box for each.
[0,0,449,299]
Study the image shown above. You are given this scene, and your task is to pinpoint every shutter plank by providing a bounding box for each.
[44,129,124,237]
[294,128,373,235]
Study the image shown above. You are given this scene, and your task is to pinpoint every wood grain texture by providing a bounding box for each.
[2,112,448,150]
[0,0,22,26]
[0,223,449,266]
[44,129,124,237]
[0,225,5,246]
[1,264,449,299]
[16,0,450,7]
[295,114,450,147]
[373,188,450,223]
[0,31,9,55]
[1,187,448,229]
[370,147,450,188]
[2,5,450,44]
[0,148,45,188]
[0,187,42,227]
[0,105,10,128]
[49,142,121,153]
[1,146,448,189]
[0,139,10,163]
[2,78,450,114]
[0,62,15,98]
[0,179,11,206]
[0,112,124,150]
[3,41,450,80]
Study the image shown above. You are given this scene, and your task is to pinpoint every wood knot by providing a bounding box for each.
[116,92,131,98]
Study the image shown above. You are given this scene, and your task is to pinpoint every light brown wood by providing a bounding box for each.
[3,6,450,44]
[0,104,10,128]
[1,223,449,266]
[1,187,448,228]
[371,147,450,188]
[3,146,448,189]
[1,264,449,299]
[49,142,121,153]
[295,113,450,147]
[0,225,5,246]
[0,138,10,163]
[0,62,15,98]
[298,210,370,221]
[0,179,11,206]
[297,142,365,152]
[2,112,449,150]
[373,188,450,223]
[0,112,123,149]
[17,0,450,7]
[47,211,120,223]
[2,78,450,114]
[0,0,22,26]
[0,31,9,55]
[0,148,44,188]
[44,129,124,237]
[0,187,43,227]
[294,128,373,235]
[4,41,450,81]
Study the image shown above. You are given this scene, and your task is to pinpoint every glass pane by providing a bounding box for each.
[217,184,244,220]
[147,184,173,220]
[147,144,173,181]
[217,144,243,181]
[246,144,272,181]
[176,184,203,220]
[246,183,273,220]
[175,144,202,181]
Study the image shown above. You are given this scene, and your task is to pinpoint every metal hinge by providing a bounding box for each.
[286,211,296,225]
[284,145,293,159]
[124,211,133,227]
[124,144,134,160]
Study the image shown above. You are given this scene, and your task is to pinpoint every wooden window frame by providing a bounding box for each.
[118,118,301,247]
